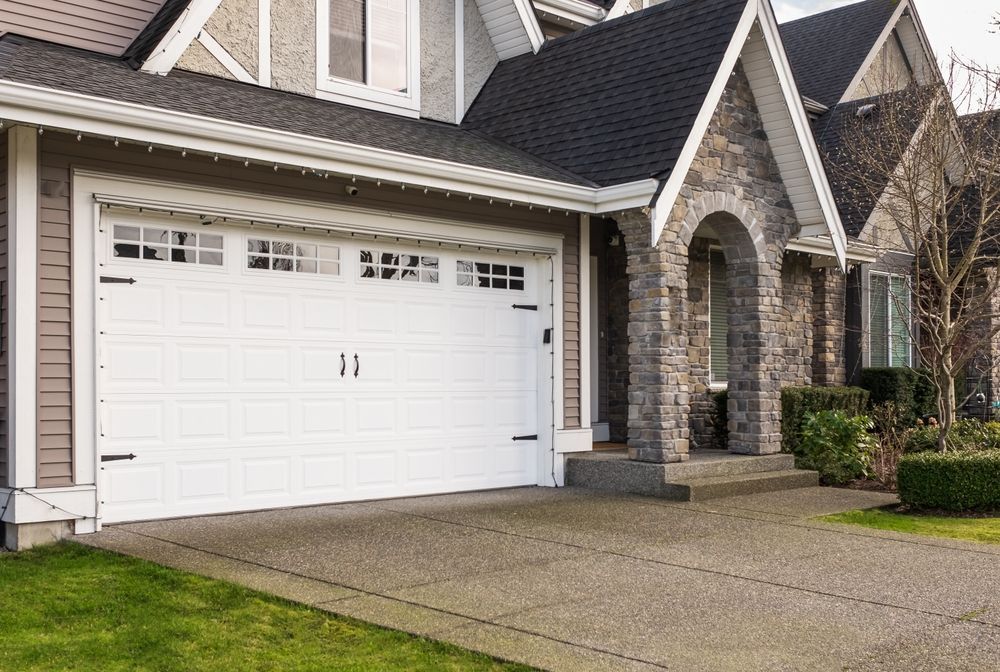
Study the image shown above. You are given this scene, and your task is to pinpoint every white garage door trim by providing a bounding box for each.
[73,171,566,528]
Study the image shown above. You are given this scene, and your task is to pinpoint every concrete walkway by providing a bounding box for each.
[78,487,1000,671]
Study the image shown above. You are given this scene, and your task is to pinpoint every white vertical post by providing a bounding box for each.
[7,125,38,489]
[579,214,591,429]
[455,0,465,121]
[258,0,272,87]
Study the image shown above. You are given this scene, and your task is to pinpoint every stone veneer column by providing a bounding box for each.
[811,267,847,386]
[618,211,691,463]
[727,260,783,455]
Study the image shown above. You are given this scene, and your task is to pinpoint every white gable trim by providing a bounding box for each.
[141,0,224,75]
[605,0,632,21]
[649,0,847,270]
[513,0,545,52]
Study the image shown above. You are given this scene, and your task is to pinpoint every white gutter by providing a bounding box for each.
[0,79,657,214]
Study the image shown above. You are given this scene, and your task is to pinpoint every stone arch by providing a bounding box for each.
[677,191,767,263]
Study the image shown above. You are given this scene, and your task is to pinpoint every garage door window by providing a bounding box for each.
[360,249,438,283]
[247,238,341,276]
[113,224,224,266]
[457,260,525,290]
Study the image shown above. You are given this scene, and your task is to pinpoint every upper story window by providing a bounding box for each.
[317,0,420,116]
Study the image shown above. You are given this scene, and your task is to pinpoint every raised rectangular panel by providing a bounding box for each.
[301,296,346,333]
[452,396,489,430]
[243,459,290,495]
[496,443,530,476]
[495,352,531,386]
[107,403,163,442]
[301,349,343,384]
[177,288,230,329]
[452,446,488,478]
[355,349,396,384]
[243,401,290,437]
[243,292,290,329]
[494,307,527,340]
[301,400,345,435]
[407,450,444,482]
[405,302,446,336]
[302,455,346,490]
[178,461,229,500]
[451,351,488,384]
[243,347,290,383]
[405,398,444,431]
[356,399,396,433]
[106,465,163,504]
[356,299,397,335]
[452,305,487,338]
[178,345,229,383]
[496,394,534,429]
[356,451,395,486]
[107,344,164,384]
[177,402,230,440]
[107,285,164,328]
[405,350,444,384]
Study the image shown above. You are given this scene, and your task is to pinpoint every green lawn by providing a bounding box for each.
[820,508,1000,545]
[0,543,533,672]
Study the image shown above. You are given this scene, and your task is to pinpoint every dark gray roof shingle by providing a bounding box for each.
[0,35,595,186]
[123,0,194,69]
[780,0,898,108]
[462,0,748,186]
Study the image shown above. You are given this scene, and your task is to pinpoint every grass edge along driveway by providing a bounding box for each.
[820,507,1000,545]
[0,543,535,672]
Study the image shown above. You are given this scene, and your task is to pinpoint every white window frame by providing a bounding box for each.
[708,248,728,390]
[315,0,421,117]
[868,271,913,368]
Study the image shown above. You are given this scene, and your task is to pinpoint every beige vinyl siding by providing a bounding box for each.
[39,132,582,482]
[0,0,165,56]
[0,131,7,487]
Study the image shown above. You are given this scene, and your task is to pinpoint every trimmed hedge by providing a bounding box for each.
[781,386,870,455]
[712,386,870,454]
[860,368,936,424]
[897,450,1000,511]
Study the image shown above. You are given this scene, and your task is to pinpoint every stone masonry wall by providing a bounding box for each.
[621,61,801,460]
[781,251,814,388]
[812,266,848,386]
[687,238,714,450]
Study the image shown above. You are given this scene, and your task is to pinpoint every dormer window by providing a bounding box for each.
[316,0,420,116]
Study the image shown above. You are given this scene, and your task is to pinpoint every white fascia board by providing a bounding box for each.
[648,0,757,247]
[512,0,546,52]
[0,79,656,213]
[837,0,910,105]
[141,0,224,75]
[756,0,846,270]
[534,0,605,25]
[898,2,943,88]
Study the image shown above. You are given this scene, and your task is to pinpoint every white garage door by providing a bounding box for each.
[97,214,542,523]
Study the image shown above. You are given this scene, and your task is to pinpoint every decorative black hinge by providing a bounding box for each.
[99,276,137,285]
[512,434,538,441]
[512,304,538,311]
[101,453,137,462]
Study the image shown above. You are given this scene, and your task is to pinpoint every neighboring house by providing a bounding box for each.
[0,0,932,548]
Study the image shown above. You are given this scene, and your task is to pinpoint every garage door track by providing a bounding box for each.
[78,487,1000,671]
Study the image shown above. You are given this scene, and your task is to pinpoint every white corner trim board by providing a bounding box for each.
[258,0,271,87]
[455,0,465,121]
[142,0,225,75]
[512,0,546,53]
[197,31,257,84]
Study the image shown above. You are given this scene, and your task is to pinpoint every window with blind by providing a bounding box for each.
[710,251,728,384]
[869,273,912,367]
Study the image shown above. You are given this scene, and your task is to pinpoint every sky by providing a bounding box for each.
[772,0,998,68]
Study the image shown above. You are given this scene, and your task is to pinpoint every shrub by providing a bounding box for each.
[781,386,870,454]
[897,449,1000,511]
[860,368,937,425]
[903,418,1000,453]
[712,390,728,449]
[870,402,907,488]
[798,411,878,485]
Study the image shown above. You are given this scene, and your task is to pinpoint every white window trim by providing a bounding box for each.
[868,271,913,368]
[315,0,422,117]
[708,248,728,387]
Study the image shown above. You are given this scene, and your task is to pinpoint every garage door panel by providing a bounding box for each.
[98,218,543,523]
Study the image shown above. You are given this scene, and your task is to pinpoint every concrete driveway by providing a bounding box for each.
[79,487,1000,671]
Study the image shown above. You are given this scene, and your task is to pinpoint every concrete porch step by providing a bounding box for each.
[565,450,819,501]
[662,469,819,502]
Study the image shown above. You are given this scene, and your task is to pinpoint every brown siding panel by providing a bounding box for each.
[0,0,165,57]
[0,131,7,487]
[38,132,583,485]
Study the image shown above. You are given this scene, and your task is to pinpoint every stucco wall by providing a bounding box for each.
[176,39,236,80]
[271,0,315,95]
[849,33,913,102]
[464,0,498,112]
[206,0,260,79]
[421,0,457,122]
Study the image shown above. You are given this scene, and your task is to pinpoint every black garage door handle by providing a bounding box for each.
[354,354,359,378]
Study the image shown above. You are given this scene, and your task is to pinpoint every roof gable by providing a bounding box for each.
[462,0,750,186]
